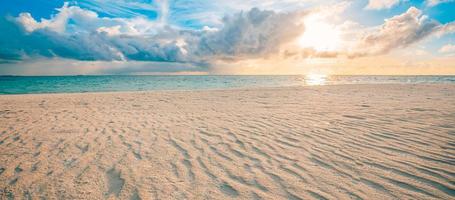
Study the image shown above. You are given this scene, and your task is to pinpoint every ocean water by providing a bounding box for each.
[0,75,454,94]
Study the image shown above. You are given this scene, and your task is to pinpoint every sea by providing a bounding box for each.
[1,75,454,94]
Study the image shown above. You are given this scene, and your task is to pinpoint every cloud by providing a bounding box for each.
[0,2,453,75]
[282,6,455,59]
[4,4,448,64]
[16,2,165,35]
[356,7,452,56]
[76,0,160,18]
[196,8,306,60]
[435,21,455,36]
[439,44,455,53]
[0,4,307,66]
[0,58,207,75]
[365,0,401,10]
[426,0,454,7]
[78,0,317,28]
[0,3,191,63]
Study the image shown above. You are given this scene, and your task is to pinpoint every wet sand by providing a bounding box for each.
[0,84,454,199]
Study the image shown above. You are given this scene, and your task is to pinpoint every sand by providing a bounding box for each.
[0,84,454,200]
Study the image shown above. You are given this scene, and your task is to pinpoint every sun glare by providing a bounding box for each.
[305,74,328,85]
[298,16,340,52]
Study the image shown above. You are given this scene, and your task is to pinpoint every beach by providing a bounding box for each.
[0,84,454,199]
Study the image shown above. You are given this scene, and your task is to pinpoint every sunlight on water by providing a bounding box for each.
[1,75,454,94]
[305,74,327,85]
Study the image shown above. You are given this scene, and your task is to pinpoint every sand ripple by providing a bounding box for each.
[0,84,454,199]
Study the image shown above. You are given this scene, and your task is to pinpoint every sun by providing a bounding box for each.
[298,16,341,52]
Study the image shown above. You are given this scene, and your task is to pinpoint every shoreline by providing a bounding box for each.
[1,82,454,96]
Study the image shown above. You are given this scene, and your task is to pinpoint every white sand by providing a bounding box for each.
[0,84,454,199]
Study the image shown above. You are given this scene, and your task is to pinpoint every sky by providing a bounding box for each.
[0,0,454,75]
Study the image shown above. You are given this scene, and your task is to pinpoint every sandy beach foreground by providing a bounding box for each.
[0,84,454,199]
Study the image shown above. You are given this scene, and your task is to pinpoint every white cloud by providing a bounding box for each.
[357,7,446,55]
[365,0,401,10]
[16,3,163,36]
[202,26,219,32]
[0,58,206,75]
[426,0,454,7]
[8,4,454,62]
[4,4,308,65]
[16,3,98,33]
[197,8,306,60]
[1,2,454,75]
[168,0,330,27]
[285,6,455,59]
[96,25,122,36]
[7,5,188,62]
[439,44,455,53]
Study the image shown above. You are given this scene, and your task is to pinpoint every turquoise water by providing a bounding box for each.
[1,75,454,94]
